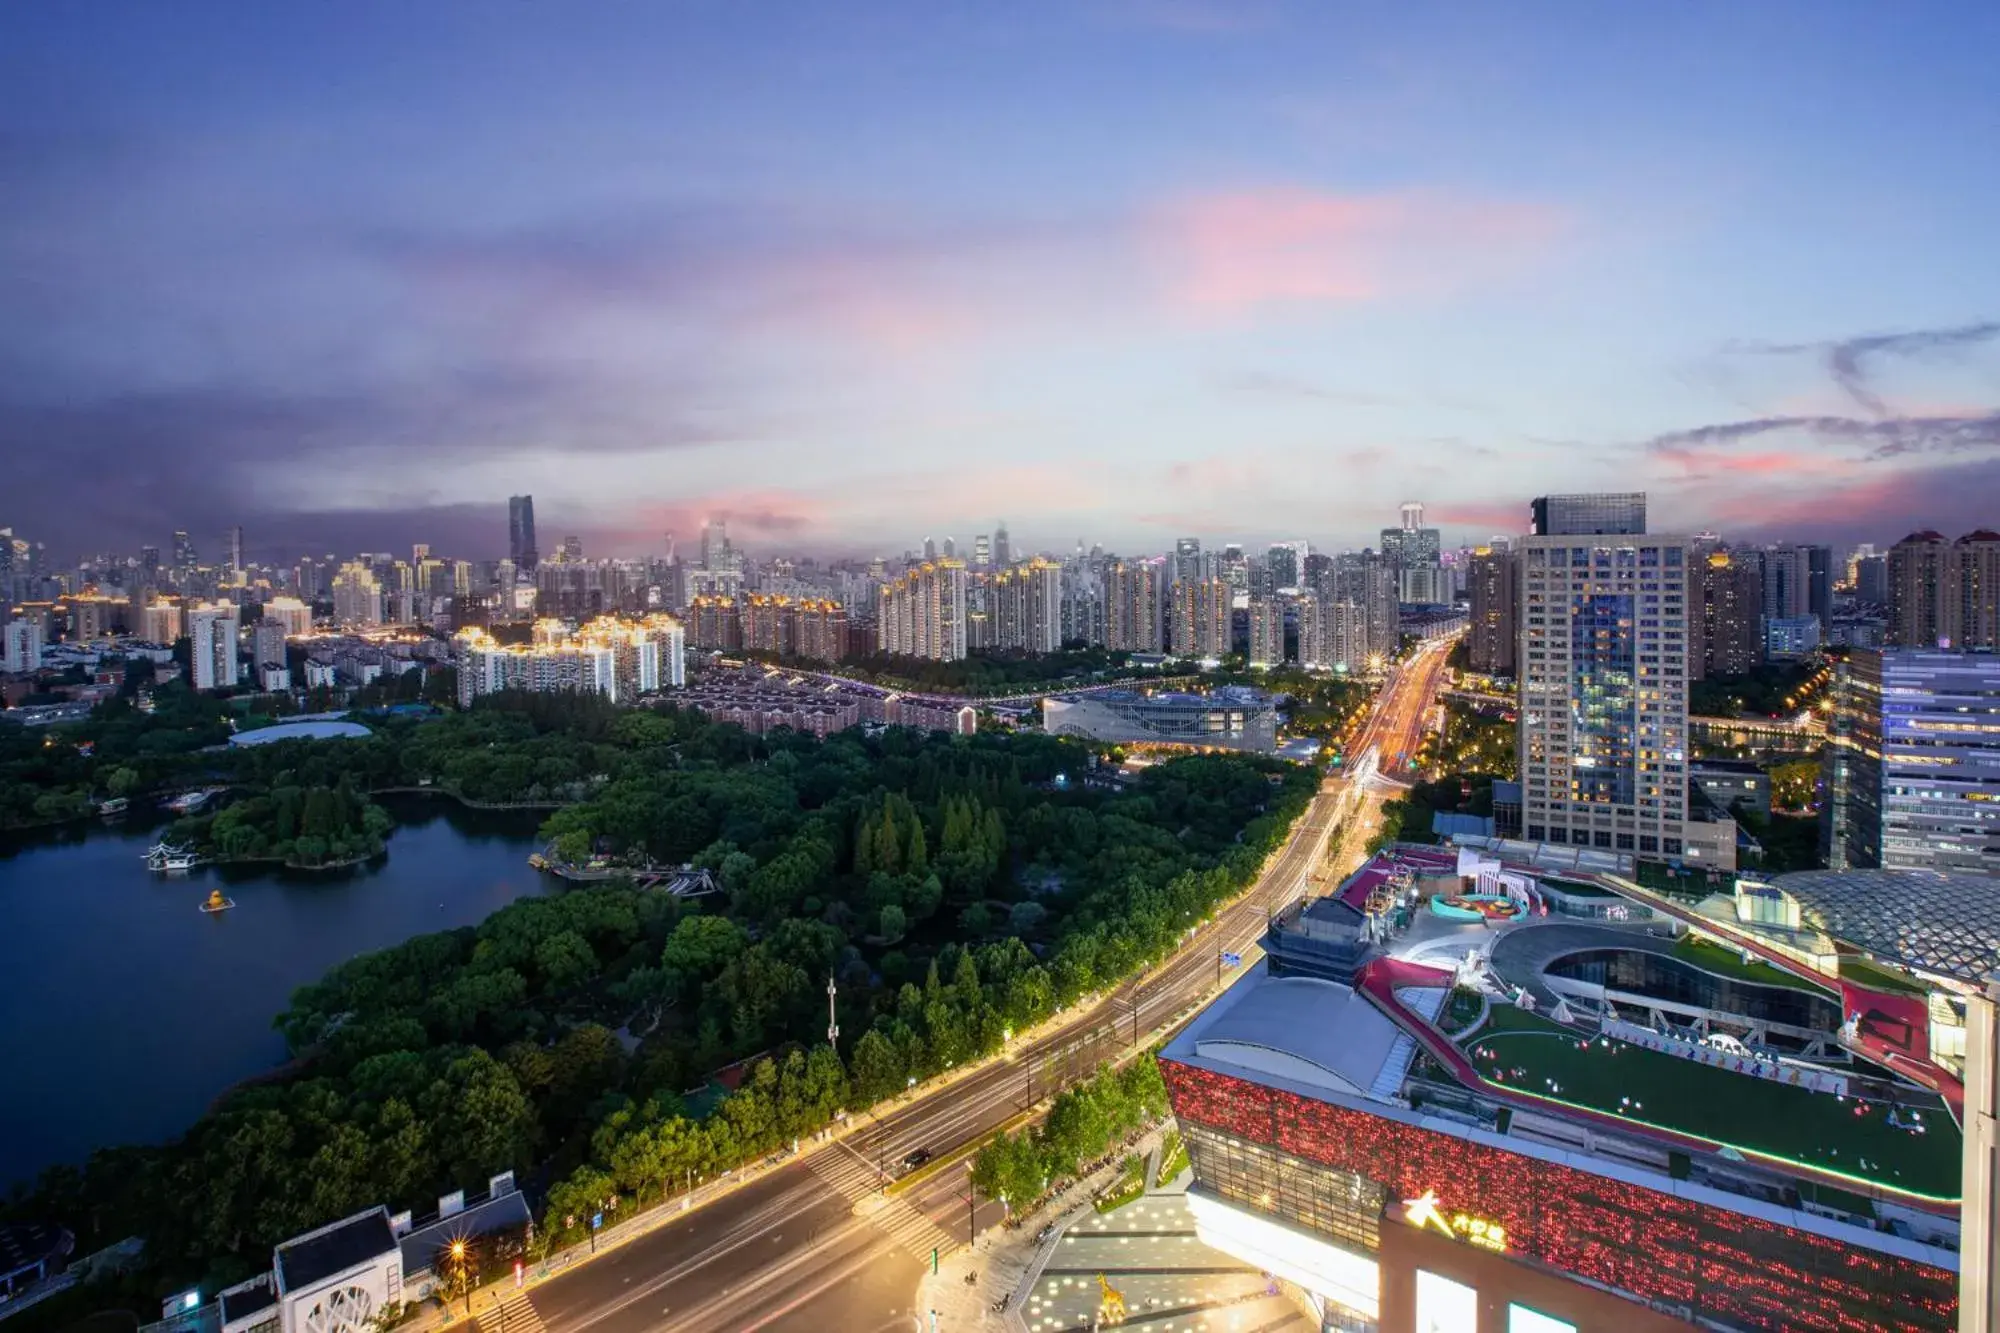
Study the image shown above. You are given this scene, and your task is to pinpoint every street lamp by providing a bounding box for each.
[449,1240,470,1318]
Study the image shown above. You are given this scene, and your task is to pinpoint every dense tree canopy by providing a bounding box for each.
[4,705,1315,1318]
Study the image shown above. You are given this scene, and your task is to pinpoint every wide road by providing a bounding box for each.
[510,638,1461,1333]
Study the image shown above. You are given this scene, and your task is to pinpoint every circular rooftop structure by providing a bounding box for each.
[228,719,372,747]
[1767,868,2000,984]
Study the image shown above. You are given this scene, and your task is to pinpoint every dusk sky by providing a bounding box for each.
[5,2,1999,563]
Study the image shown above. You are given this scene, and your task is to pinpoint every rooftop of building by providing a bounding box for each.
[1187,845,1972,1218]
[227,719,372,746]
[1761,868,2000,985]
[274,1207,396,1294]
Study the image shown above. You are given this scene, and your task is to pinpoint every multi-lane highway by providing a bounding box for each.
[502,637,1460,1333]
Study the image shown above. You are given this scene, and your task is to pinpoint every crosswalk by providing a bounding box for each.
[477,1291,545,1333]
[810,1143,959,1262]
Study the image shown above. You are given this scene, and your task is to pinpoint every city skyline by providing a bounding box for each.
[6,5,2000,558]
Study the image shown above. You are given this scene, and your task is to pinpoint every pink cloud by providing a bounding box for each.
[1152,187,1565,314]
[1428,500,1526,530]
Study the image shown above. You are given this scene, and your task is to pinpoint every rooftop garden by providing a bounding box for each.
[1672,934,1833,994]
[1461,1005,1959,1203]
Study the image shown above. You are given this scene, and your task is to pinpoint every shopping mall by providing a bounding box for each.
[1160,842,1989,1332]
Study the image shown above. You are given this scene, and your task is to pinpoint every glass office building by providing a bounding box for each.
[1519,533,1691,859]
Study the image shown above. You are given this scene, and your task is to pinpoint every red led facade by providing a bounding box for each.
[1162,1058,1957,1333]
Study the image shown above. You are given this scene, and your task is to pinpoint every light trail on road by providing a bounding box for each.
[513,635,1463,1333]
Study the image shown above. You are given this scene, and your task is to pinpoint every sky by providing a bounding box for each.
[5,1,1999,564]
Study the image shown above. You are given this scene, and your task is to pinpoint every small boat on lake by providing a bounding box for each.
[97,797,130,817]
[199,888,235,914]
[163,788,222,814]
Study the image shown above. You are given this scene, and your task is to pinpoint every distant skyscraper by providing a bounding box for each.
[331,561,384,628]
[1691,551,1764,680]
[227,526,244,577]
[1888,530,1950,648]
[2,619,45,673]
[1855,554,1888,605]
[973,534,991,568]
[922,536,937,562]
[1170,577,1231,658]
[1247,597,1284,668]
[993,522,1012,569]
[942,536,956,559]
[1530,492,1647,536]
[187,602,241,690]
[876,559,967,661]
[1823,648,2000,877]
[1104,559,1164,653]
[508,495,539,571]
[1519,529,1692,860]
[561,534,583,563]
[172,529,196,570]
[1956,530,2000,651]
[1400,501,1425,531]
[139,546,161,577]
[1467,546,1518,675]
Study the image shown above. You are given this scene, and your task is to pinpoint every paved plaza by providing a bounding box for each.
[1019,1190,1308,1333]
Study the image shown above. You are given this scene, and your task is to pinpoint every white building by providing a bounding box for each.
[188,603,242,691]
[1247,597,1284,668]
[142,599,184,643]
[330,563,383,628]
[876,559,968,661]
[1518,530,1692,860]
[264,596,314,636]
[455,614,684,707]
[2,619,44,674]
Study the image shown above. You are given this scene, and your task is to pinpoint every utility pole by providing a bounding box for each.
[826,974,839,1049]
[967,1162,977,1249]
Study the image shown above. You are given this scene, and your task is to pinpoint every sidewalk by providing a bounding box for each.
[913,1127,1170,1333]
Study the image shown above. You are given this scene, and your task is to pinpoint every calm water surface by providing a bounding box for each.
[0,796,548,1190]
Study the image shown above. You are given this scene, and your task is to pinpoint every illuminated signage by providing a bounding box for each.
[1403,1190,1508,1252]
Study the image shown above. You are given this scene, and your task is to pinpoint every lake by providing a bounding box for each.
[0,796,550,1191]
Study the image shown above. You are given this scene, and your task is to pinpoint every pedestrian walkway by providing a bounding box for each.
[813,1138,959,1262]
[474,1291,544,1333]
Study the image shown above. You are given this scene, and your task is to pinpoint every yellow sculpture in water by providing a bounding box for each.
[1096,1273,1128,1325]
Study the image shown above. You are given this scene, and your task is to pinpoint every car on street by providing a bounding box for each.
[901,1147,933,1170]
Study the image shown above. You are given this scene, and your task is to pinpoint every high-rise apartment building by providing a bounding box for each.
[990,558,1061,654]
[263,596,314,637]
[330,562,384,628]
[508,495,539,571]
[1530,492,1647,536]
[172,530,197,571]
[1296,594,1366,671]
[2,619,44,674]
[1956,530,2000,651]
[1856,553,1888,605]
[992,522,1011,569]
[457,614,683,707]
[1888,531,1950,648]
[686,595,742,651]
[972,534,991,569]
[1690,551,1764,680]
[1333,552,1397,665]
[1822,648,2000,877]
[141,599,183,643]
[1759,544,1828,628]
[1171,577,1232,659]
[1466,546,1518,675]
[1247,597,1284,668]
[1104,559,1165,654]
[1519,529,1691,858]
[188,603,241,691]
[876,559,967,661]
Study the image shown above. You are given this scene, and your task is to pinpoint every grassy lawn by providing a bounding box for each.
[1841,953,1930,998]
[1673,935,1830,993]
[1465,1014,1959,1201]
[1095,1153,1148,1213]
[1156,1130,1189,1185]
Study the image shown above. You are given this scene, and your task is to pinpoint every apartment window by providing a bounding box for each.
[1640,835,1659,853]
[1594,830,1614,848]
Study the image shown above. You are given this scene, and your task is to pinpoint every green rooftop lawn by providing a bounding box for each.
[1841,953,1930,998]
[1463,1012,1960,1202]
[1672,934,1832,994]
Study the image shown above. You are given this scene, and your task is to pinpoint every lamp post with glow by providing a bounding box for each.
[449,1240,470,1319]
